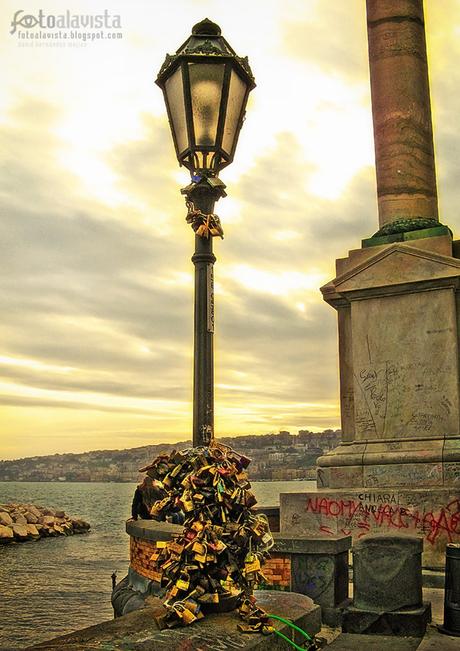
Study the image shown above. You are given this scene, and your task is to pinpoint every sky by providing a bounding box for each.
[1,0,459,459]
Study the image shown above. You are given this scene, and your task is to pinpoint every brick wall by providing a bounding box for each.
[259,553,291,591]
[130,536,159,580]
[130,536,292,591]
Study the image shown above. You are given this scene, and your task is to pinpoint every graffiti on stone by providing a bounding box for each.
[305,495,460,546]
[354,359,453,439]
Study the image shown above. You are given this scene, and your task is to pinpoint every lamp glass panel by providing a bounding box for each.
[188,63,225,146]
[164,66,188,154]
[222,69,247,156]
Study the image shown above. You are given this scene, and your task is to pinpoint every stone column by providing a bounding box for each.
[279,0,460,569]
[367,0,438,228]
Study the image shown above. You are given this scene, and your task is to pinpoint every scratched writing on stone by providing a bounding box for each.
[150,629,247,650]
[355,360,452,438]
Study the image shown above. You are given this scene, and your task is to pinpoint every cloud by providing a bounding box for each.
[2,0,458,458]
[0,96,345,455]
[282,2,369,82]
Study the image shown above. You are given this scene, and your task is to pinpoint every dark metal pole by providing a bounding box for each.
[183,180,224,447]
[439,543,460,636]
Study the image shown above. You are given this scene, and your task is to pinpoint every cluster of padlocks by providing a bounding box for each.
[140,443,275,632]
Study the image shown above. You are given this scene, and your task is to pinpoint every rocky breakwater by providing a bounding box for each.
[0,503,90,543]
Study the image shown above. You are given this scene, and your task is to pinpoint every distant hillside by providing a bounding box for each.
[0,429,341,482]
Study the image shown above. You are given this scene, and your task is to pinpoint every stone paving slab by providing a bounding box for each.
[416,624,460,651]
[326,633,422,650]
[27,591,320,651]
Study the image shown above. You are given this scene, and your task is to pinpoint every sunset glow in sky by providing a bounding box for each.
[1,0,459,458]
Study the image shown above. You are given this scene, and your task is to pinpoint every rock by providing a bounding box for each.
[24,511,38,524]
[27,505,42,518]
[72,518,91,531]
[39,515,55,526]
[0,524,14,542]
[0,503,90,542]
[26,524,40,539]
[11,523,30,540]
[12,513,27,525]
[0,511,13,526]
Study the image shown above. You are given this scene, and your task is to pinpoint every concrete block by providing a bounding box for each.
[280,489,460,569]
[342,602,431,637]
[90,588,321,651]
[352,535,423,611]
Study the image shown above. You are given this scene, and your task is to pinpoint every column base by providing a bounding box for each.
[316,438,460,489]
[342,602,431,637]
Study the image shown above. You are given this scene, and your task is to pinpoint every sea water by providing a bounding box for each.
[0,480,315,649]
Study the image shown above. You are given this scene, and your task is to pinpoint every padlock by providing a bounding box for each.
[194,552,207,564]
[176,572,190,591]
[168,541,185,555]
[243,558,261,575]
[192,541,206,555]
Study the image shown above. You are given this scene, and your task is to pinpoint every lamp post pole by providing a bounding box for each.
[184,180,224,446]
[156,18,255,447]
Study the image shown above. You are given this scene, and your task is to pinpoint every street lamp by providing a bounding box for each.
[156,18,255,447]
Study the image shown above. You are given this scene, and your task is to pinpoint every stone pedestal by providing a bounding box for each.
[291,234,460,568]
[342,603,432,637]
[342,535,431,637]
[260,534,351,626]
[123,519,347,626]
[352,535,423,611]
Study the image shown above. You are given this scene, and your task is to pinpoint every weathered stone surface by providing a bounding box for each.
[39,515,55,526]
[11,523,30,539]
[0,524,14,541]
[24,511,38,524]
[26,524,40,538]
[0,504,90,543]
[71,518,90,532]
[336,235,454,277]
[366,0,438,227]
[417,624,460,650]
[312,235,460,570]
[320,245,460,492]
[353,535,422,611]
[13,513,28,525]
[27,505,42,519]
[280,489,460,569]
[327,632,422,650]
[342,602,431,637]
[0,511,13,526]
[29,591,321,650]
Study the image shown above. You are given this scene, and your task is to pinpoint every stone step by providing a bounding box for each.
[28,590,321,650]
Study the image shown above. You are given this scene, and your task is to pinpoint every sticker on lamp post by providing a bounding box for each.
[207,264,214,333]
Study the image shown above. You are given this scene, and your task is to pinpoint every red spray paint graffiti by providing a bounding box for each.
[306,497,460,546]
